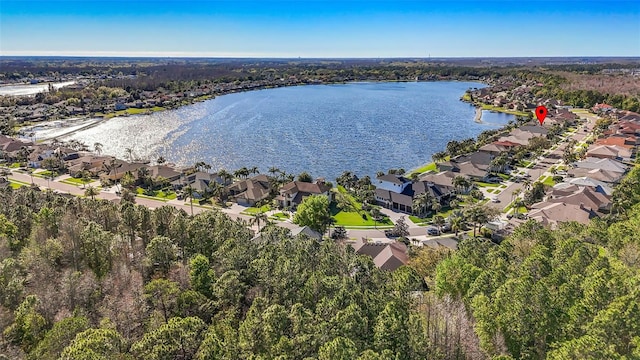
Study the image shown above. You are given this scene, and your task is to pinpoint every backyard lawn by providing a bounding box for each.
[61,177,93,186]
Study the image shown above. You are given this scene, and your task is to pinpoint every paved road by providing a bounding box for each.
[488,109,598,218]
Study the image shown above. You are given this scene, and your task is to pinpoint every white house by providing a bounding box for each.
[375,174,410,193]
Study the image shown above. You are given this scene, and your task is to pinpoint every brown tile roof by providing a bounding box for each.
[352,239,408,271]
[528,202,597,228]
[280,180,330,196]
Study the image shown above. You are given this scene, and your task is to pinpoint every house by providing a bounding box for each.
[528,202,599,229]
[542,186,612,212]
[171,171,224,192]
[585,145,633,161]
[66,155,112,177]
[351,239,409,271]
[27,146,57,168]
[0,135,33,154]
[498,125,549,146]
[566,177,614,196]
[103,161,148,181]
[567,167,625,184]
[291,226,322,240]
[478,141,519,155]
[227,174,272,207]
[419,171,457,188]
[147,165,182,183]
[595,135,637,148]
[277,179,332,209]
[251,225,322,242]
[375,174,411,193]
[573,157,628,173]
[375,174,452,214]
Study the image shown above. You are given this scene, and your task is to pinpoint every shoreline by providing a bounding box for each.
[20,78,489,131]
[474,107,483,123]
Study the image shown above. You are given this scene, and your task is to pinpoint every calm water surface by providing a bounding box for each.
[65,82,514,181]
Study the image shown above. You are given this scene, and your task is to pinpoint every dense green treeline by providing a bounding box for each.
[430,167,640,359]
[0,187,434,359]
[1,167,640,359]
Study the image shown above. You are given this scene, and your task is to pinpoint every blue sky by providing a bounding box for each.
[1,0,639,57]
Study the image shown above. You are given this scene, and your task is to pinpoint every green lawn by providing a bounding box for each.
[497,173,510,181]
[62,177,93,186]
[409,215,430,225]
[480,104,531,117]
[135,187,177,201]
[519,160,533,168]
[486,188,496,193]
[272,212,289,220]
[9,163,21,169]
[243,204,271,214]
[330,203,392,227]
[8,178,30,189]
[409,156,451,175]
[475,181,498,188]
[541,176,556,187]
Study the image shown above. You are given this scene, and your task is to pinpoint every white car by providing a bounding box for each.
[491,197,500,203]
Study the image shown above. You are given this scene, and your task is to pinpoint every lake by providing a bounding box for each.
[62,81,514,181]
[0,81,76,96]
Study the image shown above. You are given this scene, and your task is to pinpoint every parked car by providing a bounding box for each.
[384,229,398,238]
[426,226,440,236]
[441,223,452,232]
[491,197,500,203]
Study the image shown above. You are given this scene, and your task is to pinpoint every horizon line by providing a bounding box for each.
[2,52,640,60]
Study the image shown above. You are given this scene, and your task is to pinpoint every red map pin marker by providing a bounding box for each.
[535,105,548,125]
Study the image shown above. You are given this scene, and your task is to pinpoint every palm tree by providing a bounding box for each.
[464,203,499,238]
[412,192,433,217]
[433,215,445,233]
[250,166,259,175]
[450,214,464,237]
[218,169,233,186]
[432,151,447,164]
[125,148,134,162]
[93,142,103,155]
[184,185,195,216]
[453,175,471,194]
[194,161,206,172]
[84,185,99,200]
[431,199,442,214]
[250,211,268,232]
[268,166,281,178]
[157,156,167,164]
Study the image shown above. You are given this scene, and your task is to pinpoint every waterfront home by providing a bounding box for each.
[276,179,332,209]
[0,135,33,154]
[103,161,148,181]
[148,165,182,183]
[374,174,451,214]
[171,171,224,191]
[227,174,272,207]
[375,174,411,193]
[351,239,408,271]
[478,140,520,155]
[66,154,112,177]
[498,124,549,147]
